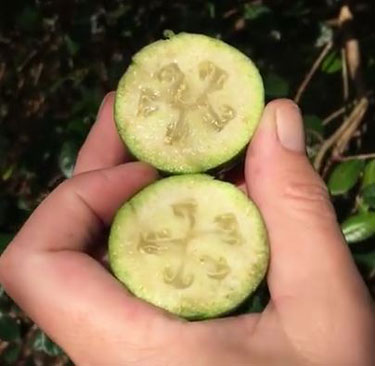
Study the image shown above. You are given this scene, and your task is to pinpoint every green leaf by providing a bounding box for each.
[341,213,375,243]
[354,250,375,271]
[105,4,131,24]
[2,163,16,181]
[0,314,21,342]
[362,184,375,208]
[0,233,13,254]
[64,35,80,56]
[16,6,42,32]
[264,73,289,97]
[59,141,79,178]
[33,330,63,357]
[358,197,370,214]
[207,2,215,18]
[362,159,375,189]
[1,343,21,364]
[328,160,365,196]
[247,291,269,313]
[321,51,342,74]
[0,286,12,313]
[244,4,271,20]
[304,115,324,134]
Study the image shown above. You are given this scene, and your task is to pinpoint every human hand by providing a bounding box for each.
[0,94,373,366]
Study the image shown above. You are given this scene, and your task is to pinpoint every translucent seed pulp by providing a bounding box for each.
[136,60,237,145]
[135,199,242,290]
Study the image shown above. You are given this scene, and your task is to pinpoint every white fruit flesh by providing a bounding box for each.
[115,33,264,173]
[109,175,269,319]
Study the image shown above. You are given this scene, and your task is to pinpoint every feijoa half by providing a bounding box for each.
[114,33,264,174]
[109,175,269,319]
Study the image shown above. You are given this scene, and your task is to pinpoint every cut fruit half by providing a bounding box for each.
[115,33,264,174]
[109,175,269,319]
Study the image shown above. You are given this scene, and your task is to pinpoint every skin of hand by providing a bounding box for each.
[0,94,374,366]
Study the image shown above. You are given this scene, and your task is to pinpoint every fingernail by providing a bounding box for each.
[275,102,305,152]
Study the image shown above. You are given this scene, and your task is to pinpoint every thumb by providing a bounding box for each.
[245,99,370,315]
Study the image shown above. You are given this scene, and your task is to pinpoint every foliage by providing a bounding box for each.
[0,0,374,364]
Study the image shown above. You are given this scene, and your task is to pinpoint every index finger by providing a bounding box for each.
[74,92,130,175]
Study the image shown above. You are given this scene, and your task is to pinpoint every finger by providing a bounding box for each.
[245,100,372,314]
[0,249,174,365]
[74,92,130,175]
[0,163,172,365]
[11,162,157,252]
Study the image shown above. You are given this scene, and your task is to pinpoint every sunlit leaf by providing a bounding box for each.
[341,213,375,243]
[0,314,21,342]
[264,73,289,97]
[328,160,365,196]
[33,330,63,357]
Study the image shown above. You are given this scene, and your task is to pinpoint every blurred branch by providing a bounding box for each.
[315,4,369,175]
[322,106,346,125]
[339,5,366,97]
[294,41,332,104]
[332,98,369,157]
[341,47,349,103]
[17,50,38,73]
[338,153,375,161]
[314,97,368,171]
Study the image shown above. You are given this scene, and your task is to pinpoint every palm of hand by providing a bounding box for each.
[0,95,373,366]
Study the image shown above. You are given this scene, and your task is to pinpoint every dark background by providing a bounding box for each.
[0,1,374,364]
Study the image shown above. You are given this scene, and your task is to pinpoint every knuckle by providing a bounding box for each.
[282,179,336,222]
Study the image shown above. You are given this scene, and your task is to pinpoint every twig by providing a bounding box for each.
[322,99,368,177]
[314,97,368,171]
[322,91,373,126]
[318,4,369,175]
[341,47,349,103]
[333,98,369,155]
[294,41,332,104]
[306,129,324,143]
[32,63,44,86]
[338,153,375,161]
[322,106,346,125]
[339,5,366,97]
[19,324,38,361]
[223,8,238,18]
[17,50,38,73]
[0,62,5,83]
